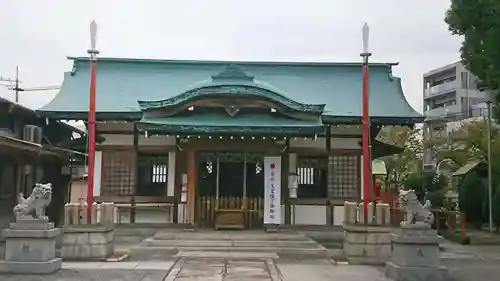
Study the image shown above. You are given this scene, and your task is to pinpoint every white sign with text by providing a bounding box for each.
[263,156,281,224]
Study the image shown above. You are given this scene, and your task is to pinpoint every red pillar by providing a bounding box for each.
[361,57,372,221]
[86,21,99,219]
[87,59,97,219]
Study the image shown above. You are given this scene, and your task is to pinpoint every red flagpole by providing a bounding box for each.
[87,21,99,219]
[361,23,372,222]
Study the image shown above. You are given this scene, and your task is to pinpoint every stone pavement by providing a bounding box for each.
[1,233,500,280]
[0,259,390,281]
[439,241,500,281]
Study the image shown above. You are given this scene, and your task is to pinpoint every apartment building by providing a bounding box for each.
[422,61,490,167]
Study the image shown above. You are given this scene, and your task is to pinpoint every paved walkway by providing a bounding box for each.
[1,230,500,280]
[0,259,390,281]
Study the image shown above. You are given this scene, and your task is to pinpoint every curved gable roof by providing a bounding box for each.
[37,57,423,124]
[138,64,325,115]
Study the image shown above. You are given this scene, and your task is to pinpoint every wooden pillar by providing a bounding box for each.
[173,149,179,224]
[283,137,291,225]
[186,148,196,225]
[130,124,138,223]
[173,138,184,224]
[325,126,333,225]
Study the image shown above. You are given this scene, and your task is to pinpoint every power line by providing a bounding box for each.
[0,77,17,83]
[0,66,22,103]
[1,66,60,103]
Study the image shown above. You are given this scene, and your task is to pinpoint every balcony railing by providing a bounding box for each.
[425,104,461,119]
[424,80,458,97]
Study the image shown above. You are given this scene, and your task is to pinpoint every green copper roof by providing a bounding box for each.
[38,57,423,124]
[138,64,325,115]
[136,114,324,135]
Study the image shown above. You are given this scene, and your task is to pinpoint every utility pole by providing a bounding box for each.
[13,66,23,103]
[486,100,493,233]
[0,66,22,103]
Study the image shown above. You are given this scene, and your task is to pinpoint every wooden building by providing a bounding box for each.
[37,57,422,229]
[0,97,86,232]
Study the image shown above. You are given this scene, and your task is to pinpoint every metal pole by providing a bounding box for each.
[87,21,99,219]
[15,66,19,103]
[361,23,373,222]
[487,101,493,233]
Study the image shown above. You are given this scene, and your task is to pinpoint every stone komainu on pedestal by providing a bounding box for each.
[0,183,62,274]
[397,189,434,226]
[385,189,448,281]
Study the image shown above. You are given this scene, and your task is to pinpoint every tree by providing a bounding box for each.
[431,120,500,230]
[430,120,500,175]
[445,0,500,118]
[404,171,448,208]
[459,171,486,228]
[377,125,423,189]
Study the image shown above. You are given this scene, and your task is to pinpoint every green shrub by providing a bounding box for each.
[493,185,500,231]
[440,229,470,245]
[459,172,486,228]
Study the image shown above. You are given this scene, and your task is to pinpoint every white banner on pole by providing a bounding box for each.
[264,156,281,224]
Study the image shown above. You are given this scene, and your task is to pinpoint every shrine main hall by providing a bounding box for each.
[37,57,422,229]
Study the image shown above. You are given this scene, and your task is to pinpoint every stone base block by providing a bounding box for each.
[3,225,59,263]
[0,257,62,274]
[385,261,448,281]
[62,242,114,260]
[62,225,114,260]
[343,223,392,265]
[9,220,54,230]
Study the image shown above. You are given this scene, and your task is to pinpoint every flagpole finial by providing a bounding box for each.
[361,23,371,58]
[88,20,99,56]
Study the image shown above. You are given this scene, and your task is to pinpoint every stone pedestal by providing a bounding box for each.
[343,223,392,265]
[62,225,114,260]
[385,224,448,281]
[0,219,62,274]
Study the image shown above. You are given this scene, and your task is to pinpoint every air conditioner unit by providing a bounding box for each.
[23,125,43,144]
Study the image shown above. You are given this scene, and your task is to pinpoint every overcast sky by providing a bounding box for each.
[0,0,461,112]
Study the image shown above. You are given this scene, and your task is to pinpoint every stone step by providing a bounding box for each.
[153,232,308,241]
[115,224,167,236]
[175,250,279,259]
[139,237,320,248]
[128,245,329,260]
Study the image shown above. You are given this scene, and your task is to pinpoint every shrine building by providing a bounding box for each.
[37,57,422,229]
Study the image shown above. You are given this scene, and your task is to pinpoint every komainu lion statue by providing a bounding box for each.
[13,183,53,220]
[398,189,434,226]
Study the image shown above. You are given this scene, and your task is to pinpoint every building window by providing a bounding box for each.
[297,157,327,198]
[151,164,167,183]
[102,151,135,196]
[330,155,358,198]
[137,155,168,196]
[433,125,445,131]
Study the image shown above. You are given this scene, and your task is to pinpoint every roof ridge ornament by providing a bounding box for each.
[225,105,240,117]
[211,64,254,81]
